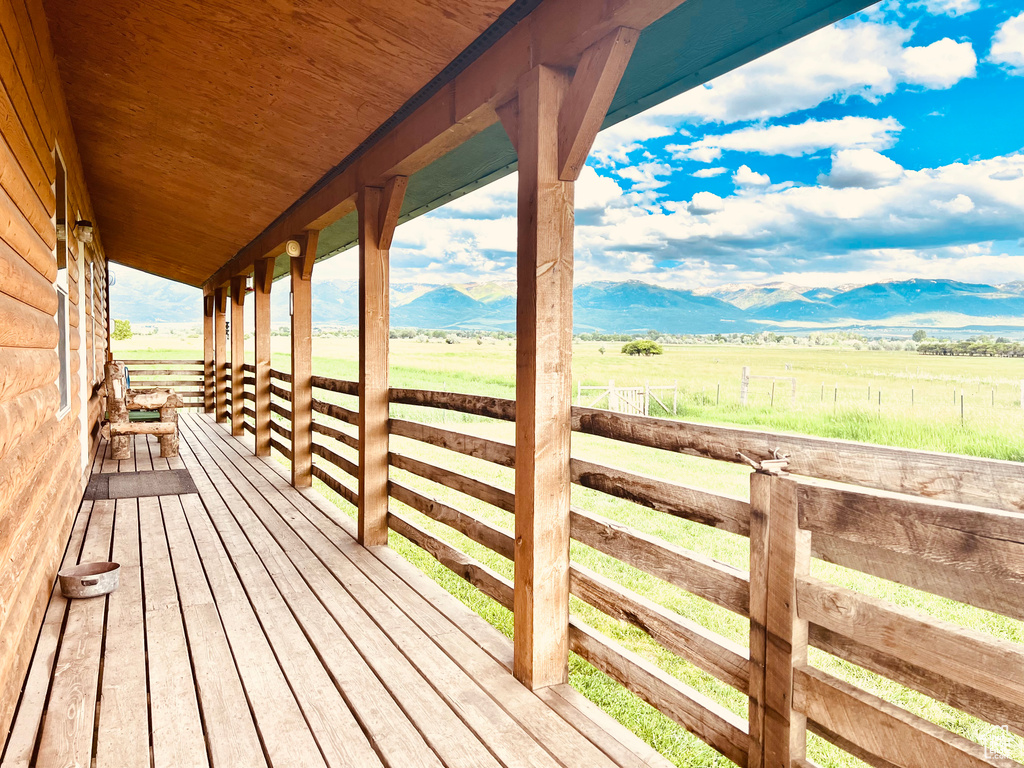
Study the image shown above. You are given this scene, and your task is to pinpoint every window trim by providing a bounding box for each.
[54,146,71,421]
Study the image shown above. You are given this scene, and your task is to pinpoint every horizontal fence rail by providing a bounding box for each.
[309,372,359,508]
[380,385,1024,768]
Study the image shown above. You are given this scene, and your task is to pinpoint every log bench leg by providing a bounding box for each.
[111,434,131,460]
[158,406,179,458]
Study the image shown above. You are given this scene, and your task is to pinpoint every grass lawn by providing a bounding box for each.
[115,333,1024,765]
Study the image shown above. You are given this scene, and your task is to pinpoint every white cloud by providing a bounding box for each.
[992,168,1024,181]
[692,167,728,178]
[668,116,902,162]
[688,192,726,215]
[647,21,976,125]
[901,38,979,89]
[438,173,517,217]
[819,149,905,189]
[990,12,1024,75]
[576,166,626,210]
[571,153,1024,287]
[933,193,975,214]
[732,166,771,187]
[911,0,979,17]
[590,115,676,166]
[615,162,674,191]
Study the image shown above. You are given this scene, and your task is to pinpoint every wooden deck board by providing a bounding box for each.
[3,413,671,768]
[35,500,111,768]
[95,498,148,768]
[138,495,209,768]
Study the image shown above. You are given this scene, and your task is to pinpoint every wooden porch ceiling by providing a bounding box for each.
[42,0,517,286]
[45,0,878,290]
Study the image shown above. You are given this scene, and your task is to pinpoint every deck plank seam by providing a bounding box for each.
[155,494,218,768]
[87,501,117,768]
[200,415,669,768]
[177,416,493,768]
[173,429,342,768]
[0,501,95,768]
[183,415,617,768]
[177,418,441,768]
[175,445,333,768]
[168,493,275,768]
[181,417,553,765]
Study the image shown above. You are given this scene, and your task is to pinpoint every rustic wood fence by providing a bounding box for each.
[119,358,204,409]
[223,368,1024,768]
[576,380,678,415]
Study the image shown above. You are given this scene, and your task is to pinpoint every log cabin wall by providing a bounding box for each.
[0,0,108,736]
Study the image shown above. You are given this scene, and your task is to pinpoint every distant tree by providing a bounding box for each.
[112,319,132,340]
[912,330,927,342]
[621,340,663,356]
[598,346,606,355]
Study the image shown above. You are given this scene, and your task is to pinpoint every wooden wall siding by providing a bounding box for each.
[0,0,107,738]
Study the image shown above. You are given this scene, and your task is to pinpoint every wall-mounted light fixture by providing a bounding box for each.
[74,220,95,243]
[285,239,302,258]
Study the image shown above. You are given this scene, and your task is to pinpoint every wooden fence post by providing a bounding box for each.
[747,470,771,768]
[203,294,214,413]
[291,231,317,488]
[214,286,228,423]
[762,473,810,767]
[254,257,274,456]
[358,177,407,546]
[230,275,246,436]
[499,27,636,691]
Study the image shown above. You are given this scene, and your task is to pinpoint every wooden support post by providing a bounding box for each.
[230,275,246,436]
[358,176,407,546]
[203,295,215,413]
[502,65,573,690]
[762,473,809,767]
[498,32,634,691]
[254,258,274,457]
[214,286,228,423]
[291,231,317,487]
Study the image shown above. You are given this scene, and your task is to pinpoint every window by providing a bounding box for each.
[55,149,70,418]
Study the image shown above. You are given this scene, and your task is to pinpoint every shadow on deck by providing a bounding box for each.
[2,413,668,768]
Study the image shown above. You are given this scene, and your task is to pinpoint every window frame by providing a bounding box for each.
[54,147,71,421]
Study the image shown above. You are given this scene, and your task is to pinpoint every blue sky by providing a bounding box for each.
[316,0,1024,290]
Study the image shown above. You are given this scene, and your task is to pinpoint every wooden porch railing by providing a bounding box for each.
[221,368,1024,768]
[119,358,204,409]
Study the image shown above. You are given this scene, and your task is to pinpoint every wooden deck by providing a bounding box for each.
[1,412,671,768]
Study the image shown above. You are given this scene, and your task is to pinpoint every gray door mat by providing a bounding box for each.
[85,469,198,500]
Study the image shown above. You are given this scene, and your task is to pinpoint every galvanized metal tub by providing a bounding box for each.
[58,562,120,599]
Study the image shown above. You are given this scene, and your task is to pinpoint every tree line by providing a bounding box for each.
[917,339,1024,357]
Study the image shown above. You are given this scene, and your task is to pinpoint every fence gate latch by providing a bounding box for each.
[737,449,790,475]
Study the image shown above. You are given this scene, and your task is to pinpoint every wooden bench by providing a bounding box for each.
[101,361,183,458]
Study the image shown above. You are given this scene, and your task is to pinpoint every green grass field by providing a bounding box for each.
[116,333,1024,766]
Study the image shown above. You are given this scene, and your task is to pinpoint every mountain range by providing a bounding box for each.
[111,273,1024,335]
